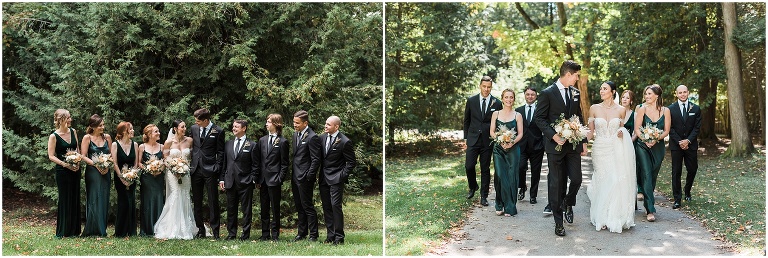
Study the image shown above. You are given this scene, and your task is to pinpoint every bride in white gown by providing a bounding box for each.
[586,82,637,233]
[154,120,197,239]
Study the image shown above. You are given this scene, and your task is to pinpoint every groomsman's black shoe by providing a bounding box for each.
[225,236,236,240]
[293,236,307,242]
[543,204,552,214]
[466,186,478,199]
[196,232,206,238]
[564,206,574,223]
[530,197,537,204]
[309,237,318,242]
[239,236,249,241]
[518,186,527,201]
[672,201,681,209]
[685,195,692,202]
[332,239,344,245]
[555,224,566,236]
[480,198,489,206]
[324,238,334,244]
[259,236,270,241]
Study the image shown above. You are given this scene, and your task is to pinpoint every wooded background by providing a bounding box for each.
[386,2,764,157]
[2,2,383,224]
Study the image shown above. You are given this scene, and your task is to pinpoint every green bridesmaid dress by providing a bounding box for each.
[114,141,137,237]
[82,138,111,237]
[493,119,521,216]
[635,113,665,214]
[53,128,81,238]
[139,150,165,237]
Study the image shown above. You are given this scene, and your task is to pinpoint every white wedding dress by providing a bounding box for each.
[154,148,197,239]
[587,118,637,233]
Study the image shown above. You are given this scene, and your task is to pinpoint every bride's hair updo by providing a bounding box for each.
[171,119,184,135]
[604,81,617,99]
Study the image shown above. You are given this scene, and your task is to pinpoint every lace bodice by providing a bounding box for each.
[168,148,191,161]
[591,118,622,139]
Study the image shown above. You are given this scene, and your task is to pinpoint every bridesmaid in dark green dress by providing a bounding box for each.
[138,124,165,237]
[632,85,671,222]
[491,89,524,217]
[47,109,82,238]
[621,90,643,200]
[80,114,112,237]
[112,122,139,237]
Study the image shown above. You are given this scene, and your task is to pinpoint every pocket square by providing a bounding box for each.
[209,135,215,138]
[243,150,250,153]
[688,113,695,116]
[301,142,306,145]
[332,148,338,151]
[490,109,496,112]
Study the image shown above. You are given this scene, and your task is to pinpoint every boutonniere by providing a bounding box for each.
[273,137,280,146]
[490,98,497,107]
[300,132,308,142]
[571,88,579,96]
[243,141,251,147]
[333,137,341,146]
[210,129,218,134]
[687,104,692,112]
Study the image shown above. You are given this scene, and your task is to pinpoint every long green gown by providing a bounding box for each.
[625,110,643,196]
[114,141,137,237]
[139,149,165,237]
[53,128,81,238]
[635,113,665,214]
[82,138,111,237]
[493,119,520,216]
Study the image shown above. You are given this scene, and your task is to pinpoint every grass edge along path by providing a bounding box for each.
[2,194,383,256]
[385,154,473,256]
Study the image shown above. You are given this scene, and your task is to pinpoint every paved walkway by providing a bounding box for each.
[431,155,735,256]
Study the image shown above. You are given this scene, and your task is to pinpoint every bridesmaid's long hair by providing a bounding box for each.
[115,122,132,141]
[86,114,104,136]
[644,84,663,112]
[143,124,158,143]
[621,90,635,108]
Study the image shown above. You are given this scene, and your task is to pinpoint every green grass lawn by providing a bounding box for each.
[656,152,765,255]
[385,155,473,256]
[2,194,382,256]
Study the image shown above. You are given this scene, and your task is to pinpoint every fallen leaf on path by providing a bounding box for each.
[506,236,513,240]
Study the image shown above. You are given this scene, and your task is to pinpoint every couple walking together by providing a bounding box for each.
[464,60,673,236]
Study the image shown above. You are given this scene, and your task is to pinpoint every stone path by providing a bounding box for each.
[431,155,735,256]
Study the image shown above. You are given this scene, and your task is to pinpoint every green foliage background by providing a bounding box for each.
[2,2,383,226]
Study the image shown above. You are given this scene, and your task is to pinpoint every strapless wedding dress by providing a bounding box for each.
[154,148,197,239]
[587,118,636,233]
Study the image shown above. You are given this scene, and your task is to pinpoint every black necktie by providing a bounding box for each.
[527,105,532,122]
[564,88,571,112]
[235,138,242,153]
[268,135,274,152]
[297,132,302,147]
[682,103,687,123]
[327,136,334,153]
[481,98,487,115]
[201,127,207,138]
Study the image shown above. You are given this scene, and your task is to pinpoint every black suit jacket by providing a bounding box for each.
[463,94,503,147]
[516,104,544,152]
[190,123,225,176]
[220,138,259,189]
[533,83,586,154]
[292,127,321,183]
[258,134,289,187]
[320,132,356,185]
[668,102,702,151]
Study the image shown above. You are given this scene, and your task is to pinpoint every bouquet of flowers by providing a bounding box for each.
[120,165,141,190]
[491,125,517,146]
[638,122,663,144]
[63,149,84,168]
[551,114,590,151]
[91,153,114,175]
[165,157,190,184]
[143,155,166,177]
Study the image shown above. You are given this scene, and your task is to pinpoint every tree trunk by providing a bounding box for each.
[698,78,718,141]
[721,2,755,157]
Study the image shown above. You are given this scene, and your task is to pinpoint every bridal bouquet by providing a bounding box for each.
[120,165,141,190]
[492,125,516,146]
[165,157,190,184]
[638,122,663,144]
[143,155,166,177]
[91,153,113,175]
[551,114,589,151]
[64,149,84,168]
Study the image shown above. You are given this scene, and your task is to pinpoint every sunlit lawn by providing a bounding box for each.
[385,154,474,256]
[656,152,765,255]
[2,195,383,256]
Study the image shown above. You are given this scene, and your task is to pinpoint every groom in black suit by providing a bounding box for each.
[515,87,544,204]
[219,119,259,241]
[190,108,225,239]
[319,115,356,245]
[291,110,322,242]
[463,76,503,206]
[668,85,701,209]
[533,60,587,236]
